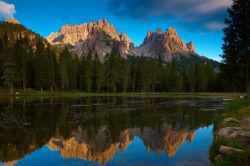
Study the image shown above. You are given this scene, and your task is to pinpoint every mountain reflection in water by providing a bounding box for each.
[47,125,195,164]
[0,97,224,166]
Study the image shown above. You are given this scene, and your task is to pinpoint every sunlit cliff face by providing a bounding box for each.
[47,19,134,59]
[47,123,195,164]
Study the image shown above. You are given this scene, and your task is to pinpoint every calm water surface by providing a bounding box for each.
[0,97,225,166]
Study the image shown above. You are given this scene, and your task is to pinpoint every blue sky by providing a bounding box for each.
[0,0,232,61]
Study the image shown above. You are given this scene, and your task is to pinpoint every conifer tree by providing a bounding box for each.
[186,63,196,92]
[92,53,102,92]
[135,55,146,93]
[47,46,57,93]
[14,35,31,91]
[120,58,130,92]
[1,33,17,93]
[0,37,4,86]
[33,41,49,92]
[69,55,79,90]
[83,49,93,92]
[205,62,216,92]
[103,48,120,93]
[169,63,180,92]
[221,0,250,96]
[59,47,71,90]
[129,61,136,92]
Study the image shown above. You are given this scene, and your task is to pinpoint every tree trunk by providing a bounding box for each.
[23,83,26,91]
[132,79,135,92]
[22,99,26,108]
[40,87,43,93]
[10,83,14,94]
[152,82,155,93]
[50,85,53,94]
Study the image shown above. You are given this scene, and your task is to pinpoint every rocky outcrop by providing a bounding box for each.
[47,19,134,59]
[5,17,20,24]
[219,146,245,155]
[47,124,195,164]
[130,27,196,62]
[217,117,250,139]
[186,41,195,53]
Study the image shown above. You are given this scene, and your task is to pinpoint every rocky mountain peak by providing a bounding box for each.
[146,30,153,38]
[166,26,177,36]
[47,19,134,59]
[131,26,196,62]
[97,18,108,25]
[5,17,20,24]
[156,28,162,34]
[186,41,195,53]
[120,32,132,43]
[47,19,198,62]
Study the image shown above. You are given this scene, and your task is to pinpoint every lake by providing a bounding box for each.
[0,97,225,166]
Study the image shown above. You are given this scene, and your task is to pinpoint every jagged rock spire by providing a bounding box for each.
[146,30,153,38]
[166,26,177,36]
[156,28,162,34]
[186,41,195,53]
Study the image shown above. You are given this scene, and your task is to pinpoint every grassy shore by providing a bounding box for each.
[0,88,245,99]
[210,99,250,166]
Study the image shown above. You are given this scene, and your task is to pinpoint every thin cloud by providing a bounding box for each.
[205,21,225,30]
[0,0,16,19]
[107,0,232,30]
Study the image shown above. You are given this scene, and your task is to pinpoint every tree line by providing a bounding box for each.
[0,32,219,93]
[0,0,249,94]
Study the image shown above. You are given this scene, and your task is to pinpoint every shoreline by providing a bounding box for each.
[209,99,250,165]
[0,89,244,99]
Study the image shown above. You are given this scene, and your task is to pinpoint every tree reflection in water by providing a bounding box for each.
[0,97,223,165]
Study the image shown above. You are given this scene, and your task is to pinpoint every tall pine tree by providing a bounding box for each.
[59,47,71,90]
[82,49,93,92]
[33,41,50,92]
[221,0,250,96]
[1,33,17,93]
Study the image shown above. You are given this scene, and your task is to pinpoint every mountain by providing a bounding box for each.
[130,27,196,62]
[47,124,195,164]
[0,18,48,46]
[47,19,134,59]
[1,17,218,68]
[47,19,210,63]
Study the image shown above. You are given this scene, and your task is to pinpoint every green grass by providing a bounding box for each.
[210,99,250,165]
[225,99,250,114]
[209,137,247,166]
[210,137,244,160]
[0,88,244,99]
[212,114,226,126]
[213,99,250,128]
